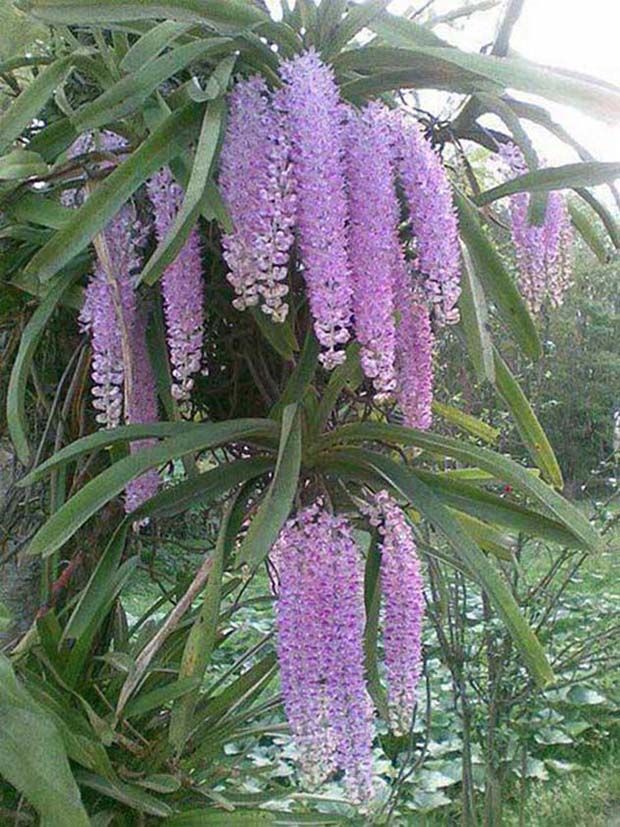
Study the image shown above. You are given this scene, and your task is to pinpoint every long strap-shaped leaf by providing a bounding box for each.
[459,240,496,383]
[476,161,620,205]
[139,92,228,286]
[25,419,277,558]
[15,0,267,28]
[0,55,75,153]
[408,469,584,548]
[369,13,620,123]
[133,456,274,521]
[492,350,563,489]
[73,39,230,131]
[455,191,541,360]
[168,497,233,752]
[236,404,302,568]
[318,421,599,551]
[324,447,555,687]
[20,102,204,285]
[7,269,80,465]
[20,418,277,486]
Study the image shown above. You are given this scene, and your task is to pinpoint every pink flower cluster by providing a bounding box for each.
[147,167,205,400]
[76,132,160,515]
[272,495,425,798]
[219,52,460,421]
[219,76,296,324]
[366,490,425,734]
[499,143,573,313]
[272,505,374,802]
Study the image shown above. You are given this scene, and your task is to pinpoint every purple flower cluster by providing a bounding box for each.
[147,167,205,400]
[366,491,425,735]
[499,143,573,313]
[219,76,296,323]
[80,200,161,515]
[272,505,374,802]
[344,103,399,399]
[393,259,435,430]
[219,55,458,419]
[77,132,161,516]
[398,117,461,325]
[278,51,353,368]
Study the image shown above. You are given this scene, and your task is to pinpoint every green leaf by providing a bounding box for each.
[453,512,514,560]
[270,330,320,420]
[75,771,173,817]
[318,422,600,551]
[0,54,75,154]
[133,457,274,521]
[370,13,620,122]
[492,350,563,488]
[568,201,608,264]
[367,10,450,48]
[476,162,620,205]
[410,469,582,547]
[16,0,268,29]
[455,191,541,360]
[458,241,496,383]
[124,677,202,719]
[20,417,276,487]
[168,501,231,750]
[322,0,389,59]
[9,192,73,229]
[64,558,138,686]
[25,419,277,558]
[339,49,501,98]
[0,148,48,180]
[432,400,499,444]
[315,341,364,434]
[250,307,299,359]
[73,39,229,131]
[0,600,11,632]
[7,269,78,464]
[119,21,192,73]
[21,102,204,284]
[63,523,129,642]
[140,95,226,285]
[326,449,554,687]
[0,656,90,827]
[236,405,302,568]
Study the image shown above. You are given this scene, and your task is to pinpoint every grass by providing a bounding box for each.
[505,747,620,826]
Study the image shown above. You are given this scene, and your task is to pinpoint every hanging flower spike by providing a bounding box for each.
[123,302,161,516]
[393,256,435,430]
[79,273,123,429]
[272,506,339,789]
[219,75,296,323]
[345,103,400,400]
[398,117,461,325]
[499,143,573,313]
[278,50,353,368]
[367,491,424,735]
[147,168,205,400]
[80,199,143,429]
[272,505,374,802]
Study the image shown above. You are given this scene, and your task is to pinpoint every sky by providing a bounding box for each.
[267,0,620,166]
